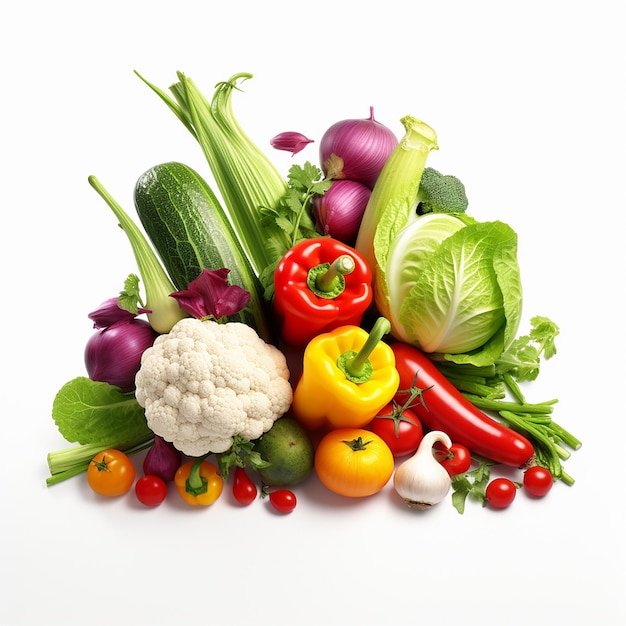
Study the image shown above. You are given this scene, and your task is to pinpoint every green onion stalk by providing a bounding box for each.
[88,175,187,334]
[135,70,288,280]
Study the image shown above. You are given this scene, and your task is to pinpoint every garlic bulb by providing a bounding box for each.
[393,430,453,510]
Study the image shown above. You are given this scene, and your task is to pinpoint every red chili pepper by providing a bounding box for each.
[272,237,373,348]
[390,342,534,467]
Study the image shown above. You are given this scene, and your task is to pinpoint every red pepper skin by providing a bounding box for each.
[273,238,373,348]
[390,342,534,467]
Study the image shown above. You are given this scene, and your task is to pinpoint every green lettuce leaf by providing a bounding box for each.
[52,376,151,445]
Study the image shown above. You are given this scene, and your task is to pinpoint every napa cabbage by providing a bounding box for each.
[379,213,523,366]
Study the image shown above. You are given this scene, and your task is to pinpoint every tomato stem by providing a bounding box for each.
[91,455,112,472]
[341,436,373,451]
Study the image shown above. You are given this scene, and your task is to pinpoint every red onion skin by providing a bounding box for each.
[313,179,372,245]
[88,297,150,329]
[84,318,158,392]
[143,436,182,482]
[270,131,314,155]
[319,107,397,189]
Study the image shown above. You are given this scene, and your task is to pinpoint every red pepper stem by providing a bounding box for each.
[307,255,355,299]
[186,454,210,496]
[341,317,391,382]
[316,255,355,291]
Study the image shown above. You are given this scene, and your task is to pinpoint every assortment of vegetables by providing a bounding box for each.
[45,69,582,516]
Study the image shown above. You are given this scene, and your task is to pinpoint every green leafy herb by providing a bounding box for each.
[259,161,331,299]
[216,435,271,480]
[118,273,144,314]
[451,461,492,514]
[495,315,560,382]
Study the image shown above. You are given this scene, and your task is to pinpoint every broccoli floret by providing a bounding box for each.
[416,167,468,215]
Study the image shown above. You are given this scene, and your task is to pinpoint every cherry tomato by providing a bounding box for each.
[434,442,472,476]
[485,477,518,509]
[315,428,394,498]
[269,489,297,513]
[368,402,423,457]
[523,465,554,497]
[135,475,167,507]
[87,448,136,497]
[232,467,258,505]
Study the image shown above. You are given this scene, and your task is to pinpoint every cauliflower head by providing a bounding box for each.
[135,318,293,457]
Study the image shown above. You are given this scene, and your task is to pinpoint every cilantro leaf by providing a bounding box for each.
[118,273,144,314]
[450,461,492,514]
[495,315,560,381]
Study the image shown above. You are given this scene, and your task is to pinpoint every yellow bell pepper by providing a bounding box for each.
[174,456,224,506]
[292,317,400,431]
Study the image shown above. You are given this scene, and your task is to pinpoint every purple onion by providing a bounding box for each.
[143,436,182,482]
[313,179,372,244]
[319,107,398,189]
[84,318,158,392]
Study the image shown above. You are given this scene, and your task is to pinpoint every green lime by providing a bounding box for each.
[255,417,314,486]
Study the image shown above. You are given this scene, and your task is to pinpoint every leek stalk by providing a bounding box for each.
[354,115,438,316]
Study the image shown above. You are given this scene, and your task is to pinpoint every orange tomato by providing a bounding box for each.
[314,428,394,497]
[87,448,136,496]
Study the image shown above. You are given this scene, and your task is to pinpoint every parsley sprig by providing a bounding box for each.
[258,162,332,299]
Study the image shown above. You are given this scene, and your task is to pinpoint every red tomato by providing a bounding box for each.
[269,489,297,513]
[485,477,518,509]
[368,402,423,457]
[233,467,258,506]
[434,442,472,476]
[523,466,554,498]
[135,475,167,507]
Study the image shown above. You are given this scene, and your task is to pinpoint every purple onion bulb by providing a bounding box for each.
[319,107,397,189]
[313,179,372,244]
[84,318,158,392]
[143,436,182,482]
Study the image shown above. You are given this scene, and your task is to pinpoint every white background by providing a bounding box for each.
[2,2,624,625]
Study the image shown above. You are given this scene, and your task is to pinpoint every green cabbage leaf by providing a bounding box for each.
[380,214,523,367]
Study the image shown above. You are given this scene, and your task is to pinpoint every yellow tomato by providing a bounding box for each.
[87,448,136,497]
[314,428,394,497]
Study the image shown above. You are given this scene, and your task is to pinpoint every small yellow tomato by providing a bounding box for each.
[314,428,394,497]
[87,449,136,497]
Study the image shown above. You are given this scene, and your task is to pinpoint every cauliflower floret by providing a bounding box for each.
[135,318,293,457]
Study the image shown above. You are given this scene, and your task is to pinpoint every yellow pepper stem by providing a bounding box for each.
[338,317,392,383]
[186,454,210,496]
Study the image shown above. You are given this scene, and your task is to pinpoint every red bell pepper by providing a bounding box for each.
[273,237,373,347]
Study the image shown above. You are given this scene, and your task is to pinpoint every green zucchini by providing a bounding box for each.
[133,161,274,343]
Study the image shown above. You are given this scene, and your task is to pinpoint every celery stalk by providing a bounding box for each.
[135,70,287,278]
